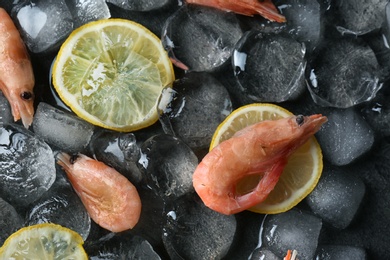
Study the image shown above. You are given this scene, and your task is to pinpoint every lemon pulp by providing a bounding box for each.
[53,18,175,132]
[0,223,88,259]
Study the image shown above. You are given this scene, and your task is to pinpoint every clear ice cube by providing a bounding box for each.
[26,170,91,240]
[106,0,172,11]
[138,134,198,199]
[162,195,236,259]
[277,0,322,51]
[88,129,142,184]
[0,124,56,208]
[332,0,387,35]
[12,0,74,53]
[307,38,382,108]
[159,72,232,150]
[65,0,111,28]
[162,5,243,71]
[232,31,307,103]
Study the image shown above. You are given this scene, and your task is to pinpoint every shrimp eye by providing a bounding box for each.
[70,154,79,164]
[296,115,305,126]
[20,91,33,100]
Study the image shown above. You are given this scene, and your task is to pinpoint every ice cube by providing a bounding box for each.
[159,72,232,150]
[162,195,236,259]
[316,108,375,166]
[249,248,281,260]
[306,38,383,108]
[0,124,56,208]
[65,0,111,28]
[88,129,142,184]
[277,0,322,51]
[306,165,365,229]
[232,31,307,103]
[0,197,24,246]
[315,245,367,260]
[162,5,243,71]
[12,0,74,53]
[33,102,95,154]
[0,91,13,126]
[26,170,91,240]
[87,233,161,259]
[262,209,322,260]
[332,0,387,35]
[138,134,198,199]
[106,0,172,11]
[360,90,390,138]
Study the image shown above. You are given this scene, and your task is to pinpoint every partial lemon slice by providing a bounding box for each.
[210,103,323,214]
[0,223,88,259]
[52,18,175,132]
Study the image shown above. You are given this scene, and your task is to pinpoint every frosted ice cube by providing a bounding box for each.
[33,102,95,154]
[315,245,367,260]
[0,197,24,246]
[262,209,322,260]
[0,92,13,126]
[316,108,375,166]
[306,165,365,229]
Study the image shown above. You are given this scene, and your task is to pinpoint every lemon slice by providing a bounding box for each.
[0,223,88,259]
[210,103,323,214]
[52,18,175,132]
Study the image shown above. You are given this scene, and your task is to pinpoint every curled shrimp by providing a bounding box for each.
[0,8,35,128]
[193,114,327,215]
[186,0,286,23]
[56,153,142,232]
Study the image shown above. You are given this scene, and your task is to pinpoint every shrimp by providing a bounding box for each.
[186,0,286,23]
[284,249,298,260]
[56,153,142,232]
[193,114,327,215]
[0,8,35,128]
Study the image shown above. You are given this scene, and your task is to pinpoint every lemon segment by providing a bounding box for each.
[53,19,175,132]
[0,223,88,259]
[210,103,323,214]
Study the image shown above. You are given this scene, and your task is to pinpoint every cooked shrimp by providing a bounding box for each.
[186,0,286,23]
[284,249,298,260]
[0,8,35,128]
[56,153,142,232]
[193,114,327,215]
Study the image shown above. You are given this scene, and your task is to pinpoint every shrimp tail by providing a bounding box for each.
[55,152,73,171]
[284,249,298,260]
[186,0,286,23]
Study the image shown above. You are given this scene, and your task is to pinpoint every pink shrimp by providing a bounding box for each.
[186,0,286,23]
[0,8,35,128]
[193,114,327,215]
[56,153,142,232]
